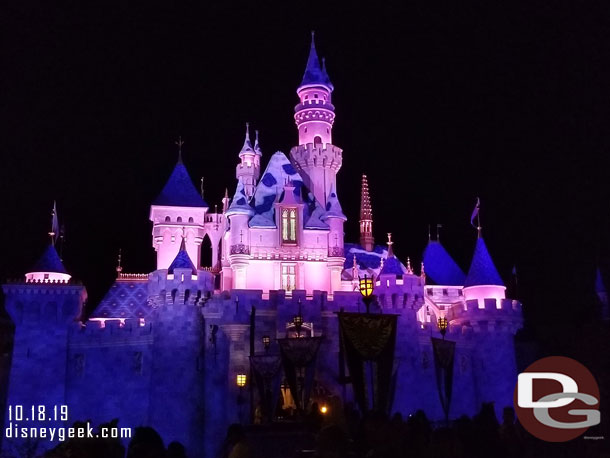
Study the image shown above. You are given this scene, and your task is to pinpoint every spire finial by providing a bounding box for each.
[387,233,394,257]
[428,224,431,241]
[311,30,315,44]
[436,224,442,242]
[116,248,123,274]
[175,136,184,163]
[200,177,204,200]
[48,200,59,246]
[406,256,413,274]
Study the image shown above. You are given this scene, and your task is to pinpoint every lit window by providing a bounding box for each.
[281,208,297,244]
[282,264,296,292]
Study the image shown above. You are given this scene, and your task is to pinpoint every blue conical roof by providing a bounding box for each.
[422,241,466,286]
[153,161,208,208]
[168,239,196,274]
[30,244,67,274]
[300,33,333,90]
[464,237,504,287]
[596,268,607,293]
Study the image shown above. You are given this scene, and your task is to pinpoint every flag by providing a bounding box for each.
[51,200,59,243]
[470,197,480,228]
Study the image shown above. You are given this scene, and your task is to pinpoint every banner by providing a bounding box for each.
[277,337,322,412]
[250,354,282,423]
[338,313,397,414]
[431,337,456,422]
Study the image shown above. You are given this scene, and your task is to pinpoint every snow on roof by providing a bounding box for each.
[249,151,326,229]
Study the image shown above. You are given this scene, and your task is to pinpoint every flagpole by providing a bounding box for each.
[48,201,57,246]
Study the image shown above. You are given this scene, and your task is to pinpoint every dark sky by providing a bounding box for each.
[1,2,609,337]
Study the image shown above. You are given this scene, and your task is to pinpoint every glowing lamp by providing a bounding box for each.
[262,335,271,351]
[438,316,448,338]
[236,374,247,387]
[358,275,374,299]
[320,405,328,414]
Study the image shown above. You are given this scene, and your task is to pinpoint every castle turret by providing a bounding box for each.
[149,153,208,270]
[450,233,522,421]
[235,123,261,199]
[290,33,342,206]
[2,245,86,447]
[359,174,374,251]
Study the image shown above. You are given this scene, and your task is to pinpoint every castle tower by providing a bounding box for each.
[235,123,261,199]
[149,153,208,270]
[359,174,374,251]
[2,246,87,446]
[290,33,342,206]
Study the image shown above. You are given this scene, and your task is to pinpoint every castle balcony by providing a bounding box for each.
[230,244,250,255]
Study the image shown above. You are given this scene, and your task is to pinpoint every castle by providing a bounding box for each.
[2,35,523,458]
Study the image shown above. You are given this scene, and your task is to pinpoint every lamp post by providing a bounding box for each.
[438,316,448,339]
[236,373,247,423]
[262,335,271,352]
[358,275,374,314]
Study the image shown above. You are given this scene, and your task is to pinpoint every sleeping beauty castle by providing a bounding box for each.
[1,35,523,457]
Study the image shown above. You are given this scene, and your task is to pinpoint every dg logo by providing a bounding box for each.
[514,356,600,442]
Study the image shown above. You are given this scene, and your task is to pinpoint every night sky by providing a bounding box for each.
[1,2,609,344]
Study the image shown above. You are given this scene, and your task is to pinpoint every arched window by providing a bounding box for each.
[313,136,322,146]
[165,216,171,222]
[281,208,297,244]
[177,217,182,223]
[188,217,194,223]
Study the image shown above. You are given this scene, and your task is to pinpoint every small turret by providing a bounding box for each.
[236,123,261,198]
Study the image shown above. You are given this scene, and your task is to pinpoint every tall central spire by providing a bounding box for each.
[360,174,374,251]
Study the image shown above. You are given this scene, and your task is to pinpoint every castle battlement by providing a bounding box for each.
[69,319,153,347]
[448,298,523,333]
[289,143,343,170]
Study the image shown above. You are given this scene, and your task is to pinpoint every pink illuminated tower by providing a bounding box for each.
[290,32,343,207]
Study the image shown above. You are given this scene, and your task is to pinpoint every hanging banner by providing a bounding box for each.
[277,337,322,412]
[250,354,282,423]
[338,313,397,413]
[431,337,456,422]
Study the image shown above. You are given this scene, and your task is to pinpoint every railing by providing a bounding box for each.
[328,246,344,257]
[230,244,250,255]
[118,273,149,281]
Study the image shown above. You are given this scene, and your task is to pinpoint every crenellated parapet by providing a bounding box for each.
[147,268,214,308]
[289,143,343,172]
[449,298,523,334]
[69,318,153,347]
[2,281,87,326]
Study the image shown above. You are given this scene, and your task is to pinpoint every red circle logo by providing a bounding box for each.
[514,356,600,442]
